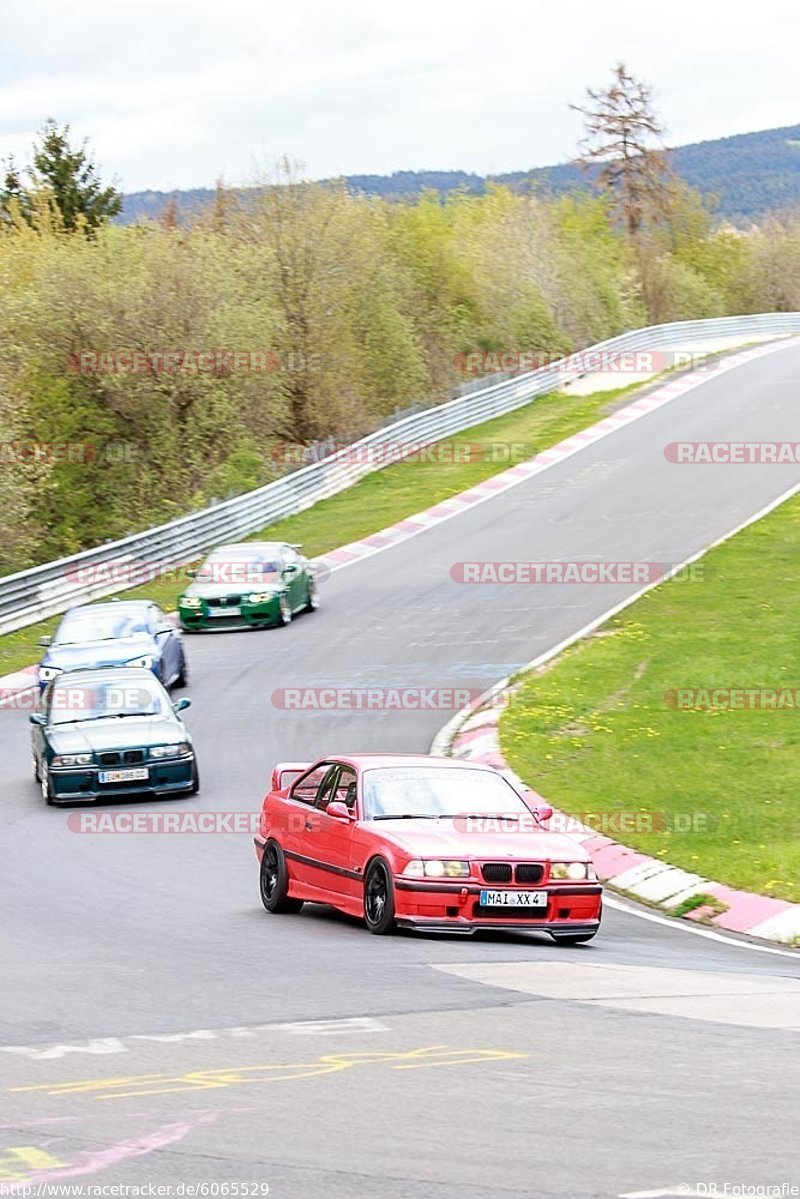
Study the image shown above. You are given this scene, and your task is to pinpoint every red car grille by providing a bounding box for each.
[480,863,545,884]
[481,863,512,883]
[516,863,545,884]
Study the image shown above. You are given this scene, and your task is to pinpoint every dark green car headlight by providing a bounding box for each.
[180,597,202,608]
[245,592,279,603]
[52,753,93,767]
[150,743,192,759]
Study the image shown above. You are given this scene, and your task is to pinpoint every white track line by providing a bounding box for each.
[603,896,800,961]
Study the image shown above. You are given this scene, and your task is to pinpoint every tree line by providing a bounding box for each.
[2,69,800,574]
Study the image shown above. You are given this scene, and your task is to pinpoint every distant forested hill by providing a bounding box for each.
[120,122,800,225]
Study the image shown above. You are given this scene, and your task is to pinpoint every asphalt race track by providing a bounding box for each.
[2,344,800,1199]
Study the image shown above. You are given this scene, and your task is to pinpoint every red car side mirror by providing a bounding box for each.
[326,801,354,822]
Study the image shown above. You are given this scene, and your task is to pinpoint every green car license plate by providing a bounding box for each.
[98,768,149,783]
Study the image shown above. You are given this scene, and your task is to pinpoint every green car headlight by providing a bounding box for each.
[245,592,277,604]
[180,597,202,608]
[52,753,93,767]
[550,861,596,881]
[402,859,470,879]
[150,743,192,759]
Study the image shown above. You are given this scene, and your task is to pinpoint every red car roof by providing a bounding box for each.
[327,754,498,772]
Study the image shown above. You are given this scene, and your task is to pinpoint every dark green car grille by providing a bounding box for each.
[98,750,145,766]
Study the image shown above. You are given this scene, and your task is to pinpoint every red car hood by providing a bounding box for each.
[373,819,590,862]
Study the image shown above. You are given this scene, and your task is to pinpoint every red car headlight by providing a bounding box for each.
[550,862,596,881]
[402,859,470,879]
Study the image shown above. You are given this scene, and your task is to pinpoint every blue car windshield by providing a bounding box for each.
[54,611,150,645]
[48,677,167,725]
[362,768,527,820]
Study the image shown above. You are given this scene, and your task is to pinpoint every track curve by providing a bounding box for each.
[2,342,800,1199]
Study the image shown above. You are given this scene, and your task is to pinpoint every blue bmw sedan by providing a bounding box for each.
[38,601,188,691]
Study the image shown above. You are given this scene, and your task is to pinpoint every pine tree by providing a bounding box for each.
[1,119,122,234]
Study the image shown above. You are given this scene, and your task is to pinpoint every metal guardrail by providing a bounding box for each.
[3,312,800,637]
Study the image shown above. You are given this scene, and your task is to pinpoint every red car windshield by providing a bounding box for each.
[362,767,529,820]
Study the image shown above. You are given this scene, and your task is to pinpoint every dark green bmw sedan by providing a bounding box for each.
[31,668,199,805]
[177,541,319,631]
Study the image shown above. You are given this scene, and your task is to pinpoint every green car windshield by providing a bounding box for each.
[196,556,281,585]
[48,676,169,725]
[362,767,528,820]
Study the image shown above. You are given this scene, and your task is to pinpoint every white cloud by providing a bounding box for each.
[0,0,797,191]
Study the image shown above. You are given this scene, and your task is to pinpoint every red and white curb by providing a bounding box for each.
[0,665,39,707]
[441,702,800,945]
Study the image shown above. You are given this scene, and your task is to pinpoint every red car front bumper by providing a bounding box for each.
[393,878,602,934]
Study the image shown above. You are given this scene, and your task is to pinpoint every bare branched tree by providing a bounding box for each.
[572,63,675,239]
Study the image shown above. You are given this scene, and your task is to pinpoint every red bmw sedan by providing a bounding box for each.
[254,754,602,942]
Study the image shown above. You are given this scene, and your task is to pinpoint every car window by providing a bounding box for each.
[47,676,169,725]
[333,767,358,810]
[197,553,280,586]
[361,767,528,820]
[290,763,335,805]
[314,766,341,810]
[54,609,150,645]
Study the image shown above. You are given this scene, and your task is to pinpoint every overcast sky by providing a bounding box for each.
[1,0,798,193]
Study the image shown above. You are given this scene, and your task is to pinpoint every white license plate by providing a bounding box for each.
[98,768,149,783]
[211,606,241,616]
[479,889,548,908]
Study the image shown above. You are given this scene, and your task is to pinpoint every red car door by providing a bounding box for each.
[304,765,360,899]
[281,762,337,889]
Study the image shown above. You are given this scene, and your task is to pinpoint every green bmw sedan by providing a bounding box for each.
[177,542,319,631]
[31,668,199,805]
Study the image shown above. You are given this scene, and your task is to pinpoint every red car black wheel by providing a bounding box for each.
[364,860,396,935]
[260,841,303,914]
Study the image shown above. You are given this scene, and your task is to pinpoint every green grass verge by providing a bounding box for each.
[0,381,643,678]
[499,492,800,901]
